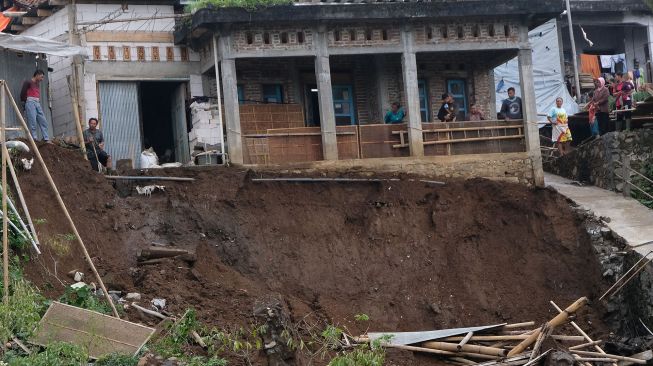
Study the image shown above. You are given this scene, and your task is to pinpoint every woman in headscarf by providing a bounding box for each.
[548,97,572,156]
[590,77,610,135]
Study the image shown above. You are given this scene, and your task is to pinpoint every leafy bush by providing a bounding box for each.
[58,284,114,315]
[3,342,87,366]
[0,277,46,342]
[186,0,292,12]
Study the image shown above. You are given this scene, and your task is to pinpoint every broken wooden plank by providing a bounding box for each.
[441,334,585,342]
[31,302,154,359]
[457,331,474,351]
[138,247,195,262]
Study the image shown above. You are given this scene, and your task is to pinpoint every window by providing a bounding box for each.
[447,79,467,117]
[262,84,283,103]
[332,85,355,125]
[237,85,245,104]
[418,80,429,122]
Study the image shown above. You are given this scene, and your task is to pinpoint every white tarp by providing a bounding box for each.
[0,32,86,57]
[495,19,578,125]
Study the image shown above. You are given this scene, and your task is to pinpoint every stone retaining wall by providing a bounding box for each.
[544,130,653,191]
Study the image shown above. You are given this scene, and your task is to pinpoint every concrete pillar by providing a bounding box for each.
[314,30,338,161]
[647,22,653,82]
[401,28,424,157]
[375,55,390,121]
[518,27,545,188]
[217,35,244,164]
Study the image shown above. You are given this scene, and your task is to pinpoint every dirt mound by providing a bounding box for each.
[15,144,607,364]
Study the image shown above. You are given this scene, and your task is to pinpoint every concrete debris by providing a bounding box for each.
[73,271,84,282]
[20,157,33,170]
[135,185,166,197]
[151,298,166,310]
[126,292,142,301]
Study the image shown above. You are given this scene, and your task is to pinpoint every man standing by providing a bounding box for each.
[437,94,456,122]
[83,117,112,172]
[20,70,50,142]
[499,87,523,120]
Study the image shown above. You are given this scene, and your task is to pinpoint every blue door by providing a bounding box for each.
[418,79,429,122]
[447,79,467,118]
[332,85,355,125]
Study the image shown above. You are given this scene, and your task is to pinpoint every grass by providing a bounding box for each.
[186,0,293,12]
[45,233,75,257]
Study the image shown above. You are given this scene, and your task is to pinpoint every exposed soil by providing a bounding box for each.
[14,143,609,365]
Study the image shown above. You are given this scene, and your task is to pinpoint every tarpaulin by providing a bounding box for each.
[0,32,87,57]
[495,19,579,125]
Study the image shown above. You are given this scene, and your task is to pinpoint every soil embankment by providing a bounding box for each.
[15,144,607,363]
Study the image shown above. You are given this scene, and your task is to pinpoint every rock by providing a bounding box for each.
[429,303,442,315]
[73,271,84,282]
[126,292,142,301]
[603,269,614,277]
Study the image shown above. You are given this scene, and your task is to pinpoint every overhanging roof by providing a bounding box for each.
[176,0,564,44]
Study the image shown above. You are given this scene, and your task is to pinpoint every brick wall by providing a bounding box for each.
[215,52,496,126]
[240,104,305,134]
[414,21,520,45]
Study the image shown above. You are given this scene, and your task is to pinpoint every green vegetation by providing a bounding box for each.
[3,342,88,366]
[57,283,116,315]
[185,0,293,12]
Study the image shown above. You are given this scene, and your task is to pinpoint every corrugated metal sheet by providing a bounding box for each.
[0,49,53,139]
[98,82,142,168]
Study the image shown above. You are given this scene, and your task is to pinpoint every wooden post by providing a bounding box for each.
[1,80,7,305]
[622,155,631,198]
[2,83,120,318]
[507,297,588,356]
[67,75,87,160]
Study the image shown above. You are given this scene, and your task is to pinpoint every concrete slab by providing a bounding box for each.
[545,173,653,257]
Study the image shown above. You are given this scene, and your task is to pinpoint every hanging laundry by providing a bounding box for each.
[580,54,601,78]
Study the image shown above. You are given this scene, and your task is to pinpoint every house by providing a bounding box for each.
[562,0,653,88]
[175,0,566,186]
[2,0,202,166]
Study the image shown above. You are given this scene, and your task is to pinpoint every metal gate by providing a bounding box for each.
[98,82,142,168]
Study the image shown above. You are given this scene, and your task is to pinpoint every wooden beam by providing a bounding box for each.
[37,9,53,17]
[20,17,41,25]
[85,31,174,43]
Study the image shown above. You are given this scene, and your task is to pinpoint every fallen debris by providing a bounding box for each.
[355,297,644,366]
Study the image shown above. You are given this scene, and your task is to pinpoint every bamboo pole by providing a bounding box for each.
[421,341,507,357]
[569,340,603,350]
[442,335,585,342]
[1,81,7,305]
[503,322,536,329]
[550,300,615,366]
[508,297,588,357]
[570,350,647,364]
[2,83,119,318]
[457,331,474,351]
[383,344,499,360]
[5,151,40,252]
[600,251,653,301]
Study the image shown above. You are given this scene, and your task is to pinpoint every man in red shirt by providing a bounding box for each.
[20,70,50,142]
